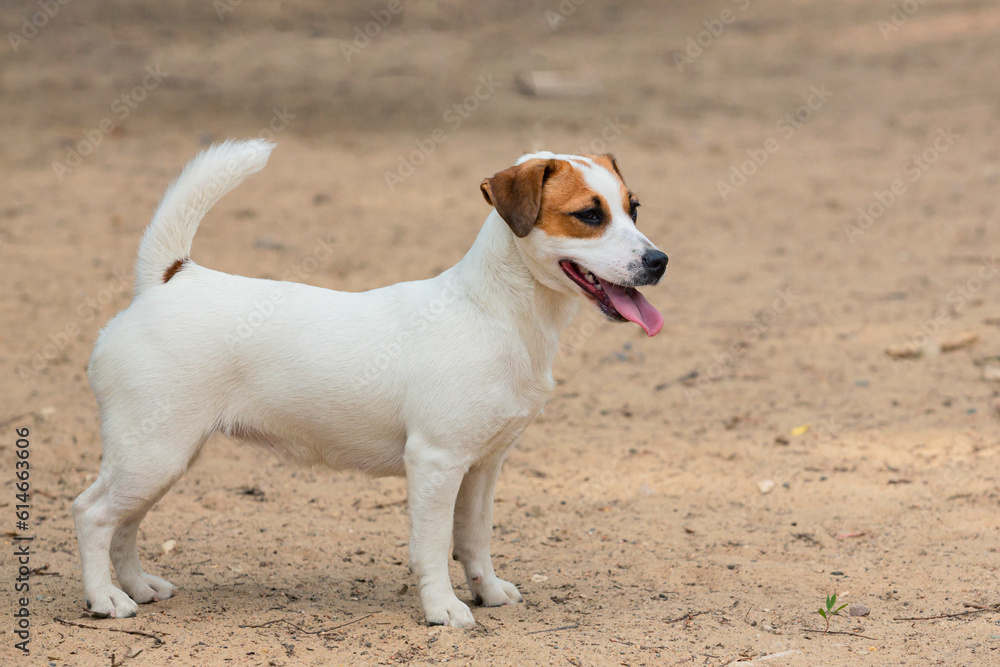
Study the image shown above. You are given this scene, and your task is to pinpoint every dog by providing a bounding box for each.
[72,140,668,627]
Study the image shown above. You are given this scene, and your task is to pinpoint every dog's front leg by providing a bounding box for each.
[404,443,476,628]
[452,452,522,607]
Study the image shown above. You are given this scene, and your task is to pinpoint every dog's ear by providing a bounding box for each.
[480,159,559,238]
[602,153,625,182]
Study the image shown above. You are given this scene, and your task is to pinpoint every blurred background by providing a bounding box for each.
[4,1,1000,664]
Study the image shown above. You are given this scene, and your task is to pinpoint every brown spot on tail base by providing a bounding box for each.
[163,258,187,283]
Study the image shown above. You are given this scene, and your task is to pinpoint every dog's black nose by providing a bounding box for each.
[642,249,668,279]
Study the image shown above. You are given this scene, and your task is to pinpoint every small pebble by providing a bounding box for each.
[758,479,776,494]
[850,604,871,617]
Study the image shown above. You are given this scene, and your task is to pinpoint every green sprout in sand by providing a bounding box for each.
[817,593,848,633]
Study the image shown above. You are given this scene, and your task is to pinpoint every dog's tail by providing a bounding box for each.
[133,139,275,296]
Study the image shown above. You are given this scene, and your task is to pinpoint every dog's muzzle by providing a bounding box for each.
[640,249,669,284]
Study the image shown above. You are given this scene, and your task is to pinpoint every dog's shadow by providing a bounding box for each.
[129,563,433,624]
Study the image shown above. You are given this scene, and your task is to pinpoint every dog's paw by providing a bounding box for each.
[121,573,177,604]
[86,587,139,618]
[471,576,522,607]
[423,594,476,628]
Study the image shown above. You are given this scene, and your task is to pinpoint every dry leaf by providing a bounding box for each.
[940,332,977,352]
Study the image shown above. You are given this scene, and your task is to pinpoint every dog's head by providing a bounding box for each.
[481,151,667,336]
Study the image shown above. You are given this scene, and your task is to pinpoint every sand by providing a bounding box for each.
[2,0,1000,664]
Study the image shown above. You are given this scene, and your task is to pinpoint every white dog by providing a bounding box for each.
[73,140,667,627]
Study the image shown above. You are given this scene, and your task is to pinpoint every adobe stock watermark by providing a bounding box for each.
[165,106,295,227]
[15,268,134,383]
[878,0,929,40]
[52,65,169,182]
[339,0,410,62]
[7,0,72,54]
[24,107,294,380]
[223,233,338,349]
[355,273,463,387]
[683,287,796,402]
[892,255,1000,354]
[574,446,657,500]
[843,127,959,243]
[672,0,752,72]
[557,308,605,359]
[528,115,626,158]
[255,106,295,142]
[121,398,173,448]
[576,116,625,155]
[716,85,832,201]
[213,0,243,20]
[383,75,502,191]
[545,0,587,31]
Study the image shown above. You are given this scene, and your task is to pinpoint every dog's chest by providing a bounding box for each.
[479,393,546,456]
[477,368,553,454]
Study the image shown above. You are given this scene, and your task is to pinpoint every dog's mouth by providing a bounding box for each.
[559,260,663,337]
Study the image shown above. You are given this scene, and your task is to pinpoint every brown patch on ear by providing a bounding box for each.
[163,258,187,283]
[594,153,624,181]
[480,180,494,206]
[481,159,560,237]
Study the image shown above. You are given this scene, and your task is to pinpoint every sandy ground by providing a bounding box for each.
[3,0,1000,665]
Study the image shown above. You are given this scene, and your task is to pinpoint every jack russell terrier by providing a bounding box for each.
[73,140,667,627]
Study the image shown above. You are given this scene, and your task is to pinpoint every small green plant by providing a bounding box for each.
[817,593,848,633]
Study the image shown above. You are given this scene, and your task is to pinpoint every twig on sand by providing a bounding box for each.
[609,637,674,650]
[802,628,876,639]
[606,610,718,650]
[666,609,715,624]
[53,617,164,646]
[110,649,142,667]
[527,623,579,635]
[239,612,376,635]
[725,649,801,665]
[893,602,999,621]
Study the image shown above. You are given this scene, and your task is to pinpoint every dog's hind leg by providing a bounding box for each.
[452,451,522,607]
[110,500,180,604]
[73,416,205,618]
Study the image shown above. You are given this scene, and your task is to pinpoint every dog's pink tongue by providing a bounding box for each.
[598,278,664,337]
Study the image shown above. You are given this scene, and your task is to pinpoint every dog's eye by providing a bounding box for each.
[573,208,603,226]
[630,202,640,223]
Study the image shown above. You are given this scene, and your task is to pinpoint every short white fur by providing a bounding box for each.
[72,140,665,627]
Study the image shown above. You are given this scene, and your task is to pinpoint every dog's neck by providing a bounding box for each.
[452,212,579,360]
